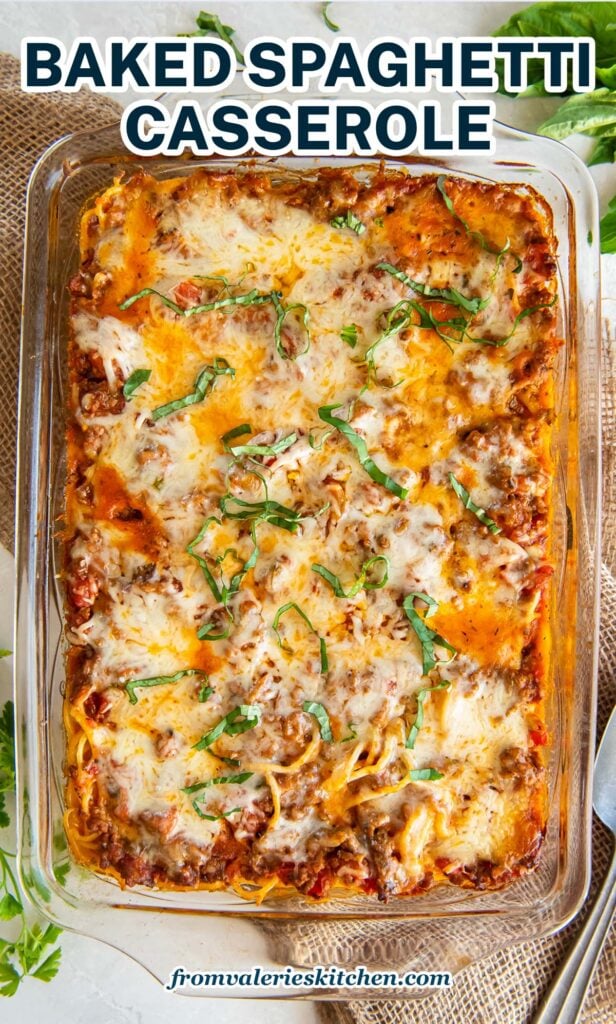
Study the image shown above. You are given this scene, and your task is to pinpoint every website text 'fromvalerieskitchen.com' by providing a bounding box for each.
[165,965,453,992]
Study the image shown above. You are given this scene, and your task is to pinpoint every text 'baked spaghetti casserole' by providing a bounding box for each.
[64,166,559,902]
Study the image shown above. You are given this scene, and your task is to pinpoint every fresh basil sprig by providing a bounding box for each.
[182,771,253,795]
[317,402,409,499]
[124,668,208,705]
[151,359,234,421]
[273,603,328,674]
[405,681,451,749]
[311,555,389,597]
[449,473,502,534]
[331,210,366,235]
[193,705,261,751]
[377,262,489,315]
[123,368,151,399]
[302,701,333,741]
[403,593,457,675]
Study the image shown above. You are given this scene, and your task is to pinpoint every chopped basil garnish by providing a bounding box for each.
[198,683,214,703]
[123,368,151,399]
[311,555,389,598]
[120,287,271,317]
[363,300,414,376]
[182,772,253,795]
[331,210,366,235]
[192,804,243,821]
[403,593,457,676]
[340,324,358,348]
[273,603,328,674]
[221,423,252,449]
[151,359,234,421]
[449,473,502,535]
[317,402,408,499]
[321,1,340,31]
[340,723,358,743]
[124,668,206,705]
[185,10,244,65]
[302,701,333,742]
[271,293,310,360]
[187,516,259,641]
[193,704,261,751]
[409,768,443,781]
[226,427,298,459]
[405,681,451,749]
[436,176,511,259]
[466,295,557,347]
[219,492,323,534]
[376,262,488,315]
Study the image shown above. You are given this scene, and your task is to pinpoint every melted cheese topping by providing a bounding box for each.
[64,167,558,900]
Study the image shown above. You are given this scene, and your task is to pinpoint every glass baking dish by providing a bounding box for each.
[14,115,602,998]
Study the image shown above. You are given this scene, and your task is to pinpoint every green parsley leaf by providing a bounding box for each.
[193,705,261,751]
[449,473,502,534]
[273,604,328,674]
[122,368,151,399]
[403,593,457,676]
[311,555,389,597]
[124,669,207,705]
[331,210,366,235]
[340,324,358,348]
[0,651,11,659]
[151,359,235,421]
[302,701,333,742]
[409,768,443,781]
[30,947,62,983]
[0,701,16,824]
[0,893,22,920]
[317,402,408,498]
[405,681,451,749]
[183,771,253,795]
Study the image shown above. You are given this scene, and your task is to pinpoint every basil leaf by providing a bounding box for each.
[185,11,244,64]
[230,432,297,459]
[317,402,409,499]
[222,423,252,449]
[409,768,443,781]
[188,518,259,639]
[124,668,206,705]
[321,1,340,31]
[120,287,271,316]
[403,592,457,675]
[198,683,214,703]
[331,210,366,235]
[151,359,235,421]
[538,89,616,141]
[302,701,333,742]
[601,194,616,254]
[271,292,311,360]
[197,618,232,642]
[311,555,389,598]
[436,176,511,258]
[340,723,357,743]
[449,473,502,534]
[340,324,358,348]
[219,490,325,534]
[183,771,253,795]
[123,368,151,399]
[376,262,489,315]
[467,295,557,347]
[405,681,451,749]
[192,804,242,821]
[589,134,616,167]
[273,603,328,674]
[193,705,261,750]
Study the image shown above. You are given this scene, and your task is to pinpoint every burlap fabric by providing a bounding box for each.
[0,50,612,1021]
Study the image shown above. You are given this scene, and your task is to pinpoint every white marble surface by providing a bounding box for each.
[0,1,614,1021]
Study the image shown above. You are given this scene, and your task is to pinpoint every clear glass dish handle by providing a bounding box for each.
[533,849,616,1024]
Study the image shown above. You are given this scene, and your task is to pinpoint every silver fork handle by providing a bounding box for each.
[534,848,616,1024]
